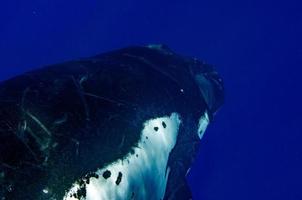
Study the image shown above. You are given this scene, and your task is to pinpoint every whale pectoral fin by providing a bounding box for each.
[164,179,193,200]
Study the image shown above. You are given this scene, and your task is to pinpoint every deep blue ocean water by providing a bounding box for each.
[0,0,301,199]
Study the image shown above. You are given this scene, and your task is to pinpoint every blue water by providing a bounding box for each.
[0,0,301,199]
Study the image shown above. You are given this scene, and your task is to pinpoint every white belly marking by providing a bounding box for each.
[64,113,181,200]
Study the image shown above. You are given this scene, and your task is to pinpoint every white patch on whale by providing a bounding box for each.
[197,111,209,139]
[63,113,181,200]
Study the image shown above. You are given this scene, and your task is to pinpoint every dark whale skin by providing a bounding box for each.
[0,45,224,199]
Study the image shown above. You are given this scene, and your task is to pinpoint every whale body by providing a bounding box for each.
[0,45,224,199]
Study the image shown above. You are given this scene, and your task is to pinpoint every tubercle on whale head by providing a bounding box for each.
[189,60,224,119]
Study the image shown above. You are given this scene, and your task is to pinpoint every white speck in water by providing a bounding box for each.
[180,89,184,93]
[43,189,49,194]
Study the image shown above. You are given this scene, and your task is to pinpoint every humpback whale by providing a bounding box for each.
[0,45,224,199]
